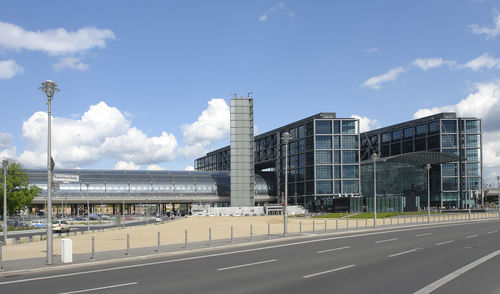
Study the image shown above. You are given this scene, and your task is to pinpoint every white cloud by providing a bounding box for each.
[366,48,379,53]
[181,98,229,145]
[0,21,115,55]
[259,3,294,22]
[18,101,178,168]
[464,53,500,71]
[53,57,89,72]
[147,164,164,170]
[0,59,23,79]
[351,115,381,132]
[361,67,405,90]
[114,161,140,170]
[0,132,13,149]
[469,13,500,39]
[412,58,456,71]
[184,165,194,171]
[413,80,500,177]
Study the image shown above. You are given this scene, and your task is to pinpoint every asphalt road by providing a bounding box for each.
[0,219,499,294]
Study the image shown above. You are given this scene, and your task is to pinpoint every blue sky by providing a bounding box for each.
[1,1,500,184]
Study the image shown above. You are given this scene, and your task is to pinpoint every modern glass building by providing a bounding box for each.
[26,169,272,214]
[196,113,361,211]
[360,112,482,209]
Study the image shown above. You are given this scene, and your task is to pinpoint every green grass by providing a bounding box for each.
[315,211,439,219]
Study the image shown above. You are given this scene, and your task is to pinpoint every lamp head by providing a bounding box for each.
[371,153,378,161]
[39,80,60,99]
[281,132,291,143]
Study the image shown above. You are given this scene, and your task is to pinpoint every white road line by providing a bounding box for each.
[58,282,138,294]
[488,230,498,234]
[303,264,355,279]
[375,238,398,244]
[217,259,277,271]
[317,246,351,254]
[388,249,417,258]
[415,233,432,237]
[436,240,453,246]
[1,220,496,285]
[414,249,500,294]
[465,235,478,239]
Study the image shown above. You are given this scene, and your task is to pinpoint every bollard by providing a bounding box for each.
[268,223,270,239]
[91,236,95,261]
[209,228,212,247]
[185,229,188,249]
[125,233,130,256]
[397,216,400,225]
[299,221,302,234]
[250,224,253,242]
[365,218,368,228]
[156,231,160,252]
[312,220,315,233]
[390,217,393,226]
[346,219,349,231]
[336,219,338,231]
[231,226,234,244]
[0,241,3,271]
[325,220,327,232]
[356,219,359,230]
[383,218,385,227]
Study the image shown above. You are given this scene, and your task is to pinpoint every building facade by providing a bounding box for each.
[196,113,361,211]
[360,112,482,209]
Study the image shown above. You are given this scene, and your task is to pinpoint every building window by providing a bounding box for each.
[298,125,306,138]
[316,121,332,134]
[391,130,401,140]
[415,138,426,151]
[467,177,480,190]
[342,135,358,149]
[298,140,305,153]
[441,163,457,177]
[429,121,440,133]
[334,150,341,164]
[334,180,341,194]
[316,180,332,194]
[334,120,341,134]
[466,134,480,148]
[416,124,427,135]
[343,180,359,193]
[333,136,340,149]
[342,121,356,134]
[441,120,456,133]
[306,122,314,136]
[316,136,332,149]
[465,149,479,162]
[402,140,413,153]
[442,134,457,148]
[465,120,480,133]
[382,133,391,142]
[467,163,480,176]
[334,165,341,179]
[342,165,358,179]
[403,127,413,138]
[316,166,332,179]
[306,151,314,166]
[442,178,457,191]
[316,150,332,164]
[342,150,358,163]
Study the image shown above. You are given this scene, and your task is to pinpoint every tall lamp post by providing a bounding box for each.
[2,160,8,243]
[371,153,378,228]
[425,164,431,223]
[86,182,90,232]
[282,132,291,237]
[39,80,59,265]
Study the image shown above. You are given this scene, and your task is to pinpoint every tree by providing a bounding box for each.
[1,162,41,215]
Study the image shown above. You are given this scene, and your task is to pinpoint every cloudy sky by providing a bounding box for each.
[0,1,499,185]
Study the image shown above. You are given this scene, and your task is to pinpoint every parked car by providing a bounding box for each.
[30,220,46,228]
[53,220,70,232]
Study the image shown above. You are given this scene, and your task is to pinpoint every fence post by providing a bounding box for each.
[365,218,368,228]
[267,223,270,239]
[299,221,302,234]
[185,229,188,249]
[91,236,95,262]
[336,219,338,231]
[231,226,234,244]
[209,227,212,247]
[250,224,253,242]
[324,220,327,232]
[125,233,129,256]
[346,219,349,231]
[0,241,3,271]
[312,221,315,233]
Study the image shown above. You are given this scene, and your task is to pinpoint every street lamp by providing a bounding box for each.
[425,164,431,223]
[2,160,8,243]
[281,132,291,237]
[39,80,59,265]
[371,153,378,228]
[86,182,90,232]
[497,176,500,218]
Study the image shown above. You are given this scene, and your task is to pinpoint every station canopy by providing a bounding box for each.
[379,151,459,166]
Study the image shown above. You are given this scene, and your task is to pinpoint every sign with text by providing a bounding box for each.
[53,173,79,183]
